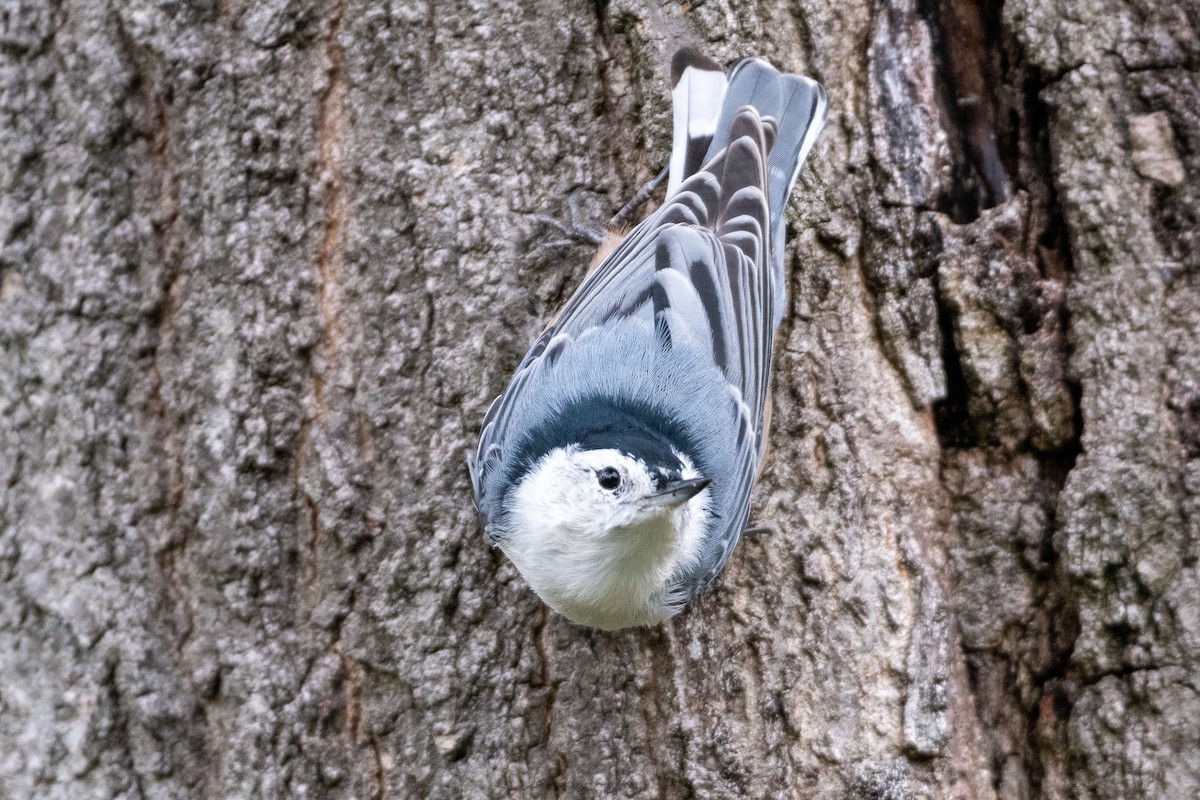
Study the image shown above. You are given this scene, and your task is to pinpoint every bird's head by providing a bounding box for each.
[497,442,712,630]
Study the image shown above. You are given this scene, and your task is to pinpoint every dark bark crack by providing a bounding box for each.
[919,0,1013,219]
[295,0,348,600]
[311,0,348,419]
[116,12,215,794]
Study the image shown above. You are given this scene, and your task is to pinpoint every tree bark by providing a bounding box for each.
[2,0,1198,798]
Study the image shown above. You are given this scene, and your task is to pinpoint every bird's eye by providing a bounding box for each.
[597,467,621,490]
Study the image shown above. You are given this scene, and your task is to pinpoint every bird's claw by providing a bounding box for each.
[534,193,605,248]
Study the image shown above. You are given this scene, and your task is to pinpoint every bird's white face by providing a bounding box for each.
[501,446,711,630]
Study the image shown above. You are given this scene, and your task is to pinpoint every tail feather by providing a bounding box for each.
[667,52,827,247]
[666,51,827,326]
[704,58,827,242]
[667,49,729,197]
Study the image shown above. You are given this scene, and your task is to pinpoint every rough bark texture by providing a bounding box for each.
[2,1,1198,798]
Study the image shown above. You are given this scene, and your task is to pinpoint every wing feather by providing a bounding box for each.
[476,107,779,587]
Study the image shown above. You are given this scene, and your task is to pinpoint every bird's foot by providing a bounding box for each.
[608,164,669,228]
[535,193,605,248]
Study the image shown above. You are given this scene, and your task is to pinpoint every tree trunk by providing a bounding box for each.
[2,0,1198,797]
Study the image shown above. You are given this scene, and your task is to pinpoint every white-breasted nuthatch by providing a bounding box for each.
[470,49,828,630]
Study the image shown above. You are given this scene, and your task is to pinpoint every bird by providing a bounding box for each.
[469,49,828,630]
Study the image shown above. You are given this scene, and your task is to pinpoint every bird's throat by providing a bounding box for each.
[549,510,684,631]
[605,511,679,573]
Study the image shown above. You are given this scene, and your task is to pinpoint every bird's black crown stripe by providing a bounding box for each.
[506,395,704,489]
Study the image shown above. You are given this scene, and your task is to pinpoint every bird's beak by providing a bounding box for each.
[646,477,711,509]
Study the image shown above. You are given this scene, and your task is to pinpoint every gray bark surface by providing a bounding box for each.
[1,0,1198,798]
